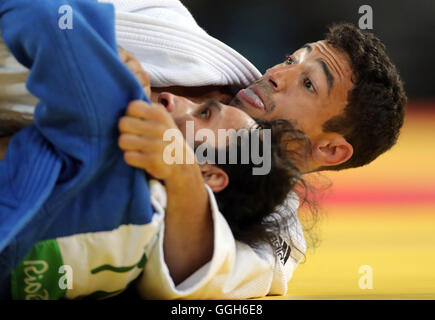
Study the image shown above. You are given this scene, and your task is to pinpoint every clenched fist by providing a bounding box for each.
[118,100,195,180]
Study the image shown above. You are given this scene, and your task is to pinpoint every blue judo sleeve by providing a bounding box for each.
[0,0,155,297]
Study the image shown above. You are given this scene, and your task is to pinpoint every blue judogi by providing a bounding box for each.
[0,0,154,297]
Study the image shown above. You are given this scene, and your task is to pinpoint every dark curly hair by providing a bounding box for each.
[208,119,310,249]
[321,23,407,170]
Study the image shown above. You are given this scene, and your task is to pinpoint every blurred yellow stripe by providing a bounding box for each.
[261,206,435,300]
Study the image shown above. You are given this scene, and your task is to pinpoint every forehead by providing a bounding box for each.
[301,40,353,84]
[289,40,355,125]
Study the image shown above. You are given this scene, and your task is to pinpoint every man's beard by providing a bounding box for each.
[229,95,243,108]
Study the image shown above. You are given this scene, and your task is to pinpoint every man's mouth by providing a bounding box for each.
[236,87,266,111]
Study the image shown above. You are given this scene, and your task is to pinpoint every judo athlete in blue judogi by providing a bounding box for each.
[0,0,155,298]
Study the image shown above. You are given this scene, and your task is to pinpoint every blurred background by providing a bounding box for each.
[183,0,435,299]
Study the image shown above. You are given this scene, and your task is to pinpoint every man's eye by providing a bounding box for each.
[285,55,296,65]
[304,78,314,91]
[199,107,211,119]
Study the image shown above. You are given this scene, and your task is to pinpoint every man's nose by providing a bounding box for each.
[264,64,293,92]
[158,92,196,116]
[158,92,177,112]
[158,92,189,112]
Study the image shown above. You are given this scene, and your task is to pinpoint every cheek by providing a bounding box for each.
[270,97,323,136]
[272,94,308,122]
[174,116,192,136]
[175,121,187,138]
[330,93,349,118]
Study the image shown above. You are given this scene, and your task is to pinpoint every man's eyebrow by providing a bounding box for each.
[301,43,334,94]
[203,99,222,111]
[316,59,334,95]
[302,43,313,53]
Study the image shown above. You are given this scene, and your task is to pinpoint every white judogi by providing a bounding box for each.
[108,0,261,88]
[12,180,304,300]
[139,187,305,299]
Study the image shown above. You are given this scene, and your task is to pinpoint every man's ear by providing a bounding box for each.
[311,135,353,168]
[200,164,229,193]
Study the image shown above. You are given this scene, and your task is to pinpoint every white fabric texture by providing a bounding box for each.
[102,0,262,87]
